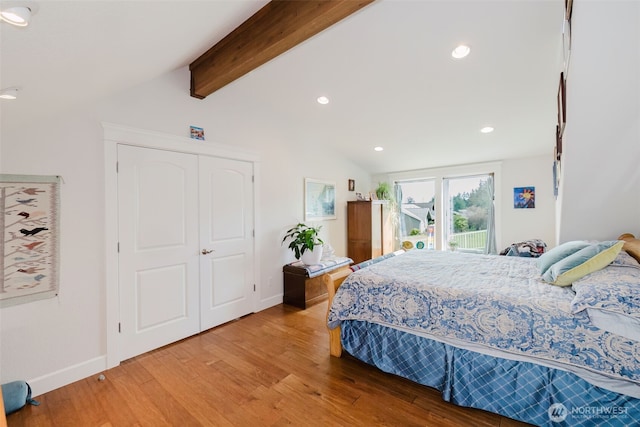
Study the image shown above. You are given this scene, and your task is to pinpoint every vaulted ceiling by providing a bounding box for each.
[0,0,563,174]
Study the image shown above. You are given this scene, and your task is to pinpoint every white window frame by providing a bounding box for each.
[383,161,502,252]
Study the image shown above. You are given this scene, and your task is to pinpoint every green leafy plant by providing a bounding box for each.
[282,223,324,259]
[375,182,392,200]
[410,228,421,236]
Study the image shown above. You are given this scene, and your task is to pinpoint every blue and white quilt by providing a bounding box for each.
[327,250,640,386]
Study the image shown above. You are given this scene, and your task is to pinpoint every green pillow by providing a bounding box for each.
[537,240,591,275]
[542,241,624,286]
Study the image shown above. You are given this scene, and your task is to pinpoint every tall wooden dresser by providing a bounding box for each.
[347,200,394,264]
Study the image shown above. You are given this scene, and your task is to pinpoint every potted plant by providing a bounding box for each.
[375,182,392,200]
[282,223,324,265]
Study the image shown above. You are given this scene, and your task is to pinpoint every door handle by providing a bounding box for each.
[201,249,214,255]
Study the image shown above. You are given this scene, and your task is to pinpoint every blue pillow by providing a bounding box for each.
[542,241,624,286]
[537,240,590,275]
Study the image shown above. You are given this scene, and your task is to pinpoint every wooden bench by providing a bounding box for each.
[283,262,351,309]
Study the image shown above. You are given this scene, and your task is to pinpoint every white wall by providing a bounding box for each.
[501,155,556,249]
[558,1,640,242]
[0,66,371,396]
[1,112,107,394]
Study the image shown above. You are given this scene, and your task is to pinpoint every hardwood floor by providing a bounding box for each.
[7,302,532,427]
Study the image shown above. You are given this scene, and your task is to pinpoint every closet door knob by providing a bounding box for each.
[201,249,214,255]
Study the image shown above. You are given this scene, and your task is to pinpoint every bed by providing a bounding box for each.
[324,242,640,426]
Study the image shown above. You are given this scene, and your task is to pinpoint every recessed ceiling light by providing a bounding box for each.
[317,96,329,105]
[0,6,31,27]
[374,146,384,152]
[480,126,494,133]
[451,45,470,59]
[0,87,18,100]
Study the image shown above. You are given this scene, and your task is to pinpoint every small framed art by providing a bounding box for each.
[190,126,205,140]
[514,186,535,209]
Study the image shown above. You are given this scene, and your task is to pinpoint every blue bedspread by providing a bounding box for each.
[327,250,640,388]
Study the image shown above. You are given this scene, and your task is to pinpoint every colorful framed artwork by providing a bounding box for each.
[514,186,535,209]
[304,178,336,221]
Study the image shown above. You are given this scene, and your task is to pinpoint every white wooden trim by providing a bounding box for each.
[103,122,261,367]
[104,136,120,368]
[102,122,259,162]
[29,356,107,398]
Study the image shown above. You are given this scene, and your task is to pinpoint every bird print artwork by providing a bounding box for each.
[1,178,59,305]
[23,241,44,251]
[16,198,36,205]
[17,267,44,274]
[21,188,45,196]
[19,227,48,236]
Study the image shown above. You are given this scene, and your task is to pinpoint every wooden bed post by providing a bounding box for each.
[323,268,352,357]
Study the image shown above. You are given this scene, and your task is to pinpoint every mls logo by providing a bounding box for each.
[549,403,568,423]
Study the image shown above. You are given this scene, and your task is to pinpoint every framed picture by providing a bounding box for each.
[513,186,535,209]
[557,73,566,136]
[348,179,355,192]
[304,178,336,221]
[555,124,563,160]
[190,125,205,140]
[553,161,559,198]
[563,18,571,77]
[0,174,61,307]
[565,0,573,22]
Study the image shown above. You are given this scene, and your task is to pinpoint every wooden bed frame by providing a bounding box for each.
[323,268,352,357]
[1,386,7,427]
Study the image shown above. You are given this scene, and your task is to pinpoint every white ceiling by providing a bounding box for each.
[0,0,564,174]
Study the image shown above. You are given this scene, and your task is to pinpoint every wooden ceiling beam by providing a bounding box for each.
[189,0,374,99]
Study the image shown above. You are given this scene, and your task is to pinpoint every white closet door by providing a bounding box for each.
[199,156,254,330]
[117,145,200,361]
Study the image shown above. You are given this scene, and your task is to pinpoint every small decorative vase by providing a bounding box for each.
[301,246,323,265]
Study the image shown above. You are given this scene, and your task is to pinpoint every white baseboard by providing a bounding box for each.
[29,297,283,397]
[257,294,282,311]
[28,356,108,397]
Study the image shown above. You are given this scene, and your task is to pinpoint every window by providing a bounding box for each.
[443,174,494,253]
[395,180,436,249]
[389,163,499,254]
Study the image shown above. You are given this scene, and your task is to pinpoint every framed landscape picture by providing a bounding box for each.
[304,178,336,221]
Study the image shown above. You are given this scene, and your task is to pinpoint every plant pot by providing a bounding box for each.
[301,246,323,265]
